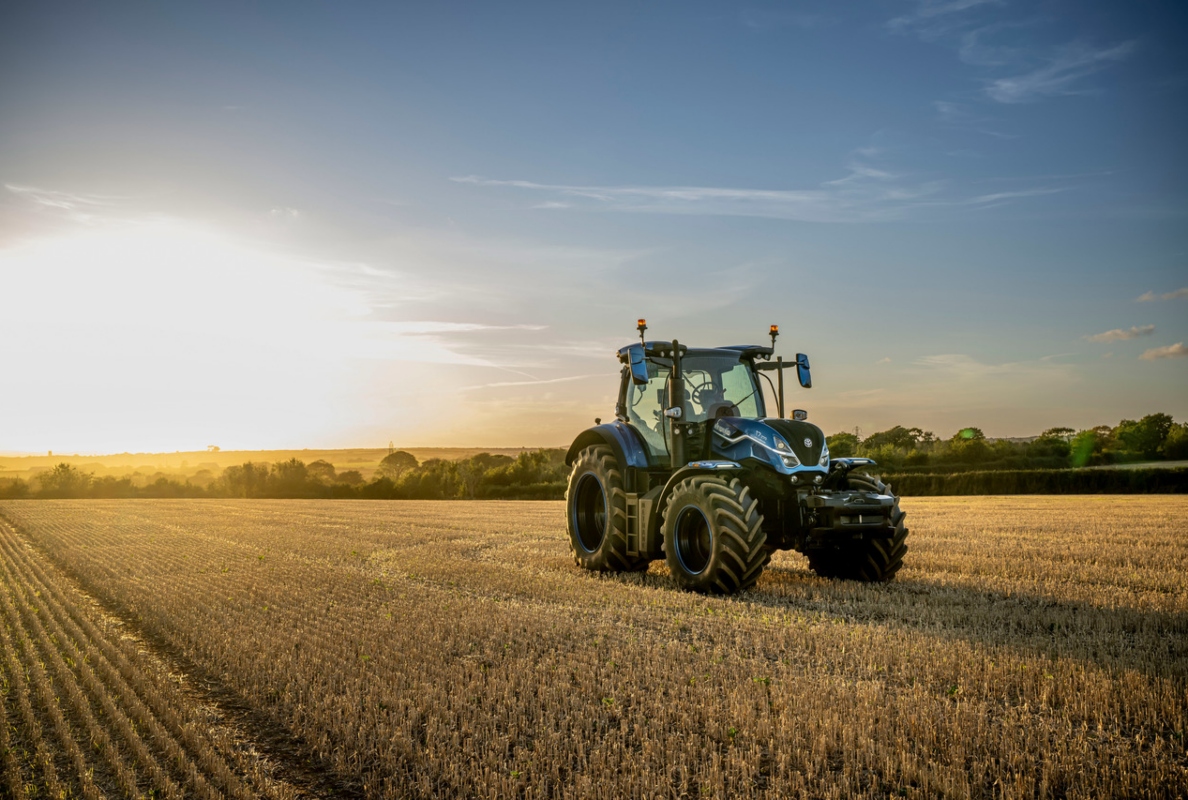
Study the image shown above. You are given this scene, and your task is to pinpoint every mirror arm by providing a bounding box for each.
[776,355,785,418]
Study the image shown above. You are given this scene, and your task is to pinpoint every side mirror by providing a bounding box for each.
[628,343,649,385]
[796,353,811,388]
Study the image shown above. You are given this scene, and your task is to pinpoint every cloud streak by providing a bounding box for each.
[452,173,944,223]
[986,41,1137,103]
[1084,325,1155,343]
[1139,342,1188,360]
[887,0,1001,34]
[462,374,600,391]
[452,165,1064,223]
[1137,287,1188,302]
[5,184,122,224]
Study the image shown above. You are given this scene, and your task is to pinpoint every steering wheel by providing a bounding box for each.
[687,374,714,409]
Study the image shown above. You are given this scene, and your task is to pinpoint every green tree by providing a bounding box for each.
[307,460,337,483]
[270,458,311,497]
[826,432,860,458]
[219,462,270,497]
[947,427,989,464]
[394,458,460,499]
[863,426,931,450]
[1164,423,1188,460]
[1114,413,1174,459]
[38,463,92,498]
[379,450,418,478]
[1070,425,1112,467]
[336,470,364,486]
[1030,429,1072,460]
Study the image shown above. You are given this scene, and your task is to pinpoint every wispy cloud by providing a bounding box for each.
[452,160,1064,223]
[932,100,1017,138]
[911,352,1077,379]
[741,8,833,31]
[891,0,1136,107]
[887,0,1001,34]
[5,184,120,224]
[1140,342,1188,360]
[382,321,548,335]
[986,41,1136,103]
[1084,325,1155,343]
[962,188,1066,205]
[462,374,599,391]
[1137,287,1188,302]
[452,172,944,223]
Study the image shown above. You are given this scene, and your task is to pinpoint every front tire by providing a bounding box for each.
[565,445,649,572]
[662,475,768,594]
[806,475,908,582]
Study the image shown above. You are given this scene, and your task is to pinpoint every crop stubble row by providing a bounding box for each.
[0,496,1185,799]
[0,511,301,799]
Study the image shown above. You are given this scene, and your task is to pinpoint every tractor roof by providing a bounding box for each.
[619,342,774,361]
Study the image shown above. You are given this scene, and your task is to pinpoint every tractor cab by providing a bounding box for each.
[615,344,768,466]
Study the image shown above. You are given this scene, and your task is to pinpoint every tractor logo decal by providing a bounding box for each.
[804,438,813,448]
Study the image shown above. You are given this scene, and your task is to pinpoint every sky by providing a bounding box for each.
[1,0,1186,453]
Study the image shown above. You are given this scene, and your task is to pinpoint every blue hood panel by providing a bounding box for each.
[710,417,827,475]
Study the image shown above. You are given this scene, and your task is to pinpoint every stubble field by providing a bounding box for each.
[0,496,1184,799]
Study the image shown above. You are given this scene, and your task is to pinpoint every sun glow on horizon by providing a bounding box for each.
[0,219,482,453]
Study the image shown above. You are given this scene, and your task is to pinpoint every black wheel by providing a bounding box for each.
[806,475,908,582]
[565,445,650,572]
[662,475,768,594]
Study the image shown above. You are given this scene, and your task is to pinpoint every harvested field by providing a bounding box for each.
[0,496,1185,799]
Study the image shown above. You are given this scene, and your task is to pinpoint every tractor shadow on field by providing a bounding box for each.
[745,565,1188,681]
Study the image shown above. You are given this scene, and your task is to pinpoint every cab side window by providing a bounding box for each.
[627,365,670,459]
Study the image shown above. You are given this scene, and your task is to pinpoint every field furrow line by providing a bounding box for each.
[0,511,316,800]
[0,649,32,798]
[1,556,165,800]
[0,533,196,800]
[0,576,97,799]
[0,618,62,799]
[0,523,238,798]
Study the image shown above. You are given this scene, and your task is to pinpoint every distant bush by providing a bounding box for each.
[882,467,1188,496]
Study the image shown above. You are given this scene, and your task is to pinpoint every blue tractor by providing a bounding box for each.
[564,321,908,594]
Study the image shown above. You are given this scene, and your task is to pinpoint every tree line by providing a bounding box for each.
[0,449,571,500]
[1,412,1183,500]
[825,412,1187,473]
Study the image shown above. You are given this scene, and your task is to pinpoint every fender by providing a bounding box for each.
[565,421,650,469]
[647,461,744,542]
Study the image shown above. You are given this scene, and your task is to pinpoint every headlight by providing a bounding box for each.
[818,441,830,467]
[781,454,801,468]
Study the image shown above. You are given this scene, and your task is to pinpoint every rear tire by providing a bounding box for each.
[806,475,908,582]
[565,445,650,572]
[662,475,768,594]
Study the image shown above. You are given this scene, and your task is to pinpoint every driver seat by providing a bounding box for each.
[707,402,739,419]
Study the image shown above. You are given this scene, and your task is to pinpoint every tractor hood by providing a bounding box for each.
[711,417,829,476]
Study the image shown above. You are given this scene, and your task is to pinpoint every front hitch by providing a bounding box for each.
[823,457,877,490]
[802,489,896,545]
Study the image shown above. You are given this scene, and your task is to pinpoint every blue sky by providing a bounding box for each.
[1,0,1185,452]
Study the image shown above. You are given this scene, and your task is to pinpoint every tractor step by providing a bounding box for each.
[625,491,660,558]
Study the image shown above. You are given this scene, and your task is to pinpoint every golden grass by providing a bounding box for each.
[0,496,1184,798]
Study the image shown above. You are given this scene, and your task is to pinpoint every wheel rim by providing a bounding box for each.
[674,506,713,575]
[572,473,608,553]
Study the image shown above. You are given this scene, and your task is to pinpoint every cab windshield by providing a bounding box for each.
[679,354,765,422]
[626,352,765,457]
